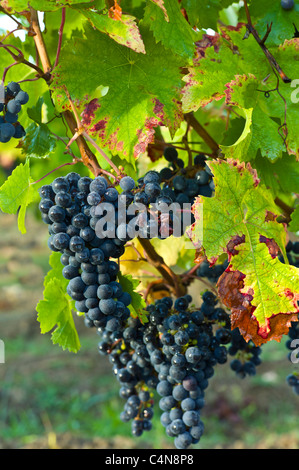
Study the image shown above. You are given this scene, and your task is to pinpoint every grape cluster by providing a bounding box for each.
[97,291,232,448]
[38,170,269,449]
[97,315,156,437]
[285,240,299,268]
[92,287,226,447]
[285,315,299,396]
[280,240,299,396]
[159,148,214,206]
[196,258,229,283]
[148,294,223,449]
[228,328,262,378]
[39,168,207,329]
[0,81,27,143]
[39,173,133,330]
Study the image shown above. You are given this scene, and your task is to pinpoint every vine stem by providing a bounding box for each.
[184,113,220,156]
[28,8,102,178]
[83,131,121,176]
[30,8,51,73]
[0,43,45,77]
[243,0,291,83]
[54,7,66,69]
[0,6,28,30]
[138,237,186,297]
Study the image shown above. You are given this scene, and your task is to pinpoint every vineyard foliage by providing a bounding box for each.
[0,2,298,355]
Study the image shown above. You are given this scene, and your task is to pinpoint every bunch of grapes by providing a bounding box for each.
[37,169,268,450]
[96,291,231,448]
[285,315,299,395]
[196,258,229,283]
[38,169,200,329]
[228,328,262,378]
[97,314,156,437]
[285,240,299,268]
[159,148,214,207]
[39,173,134,330]
[0,81,27,143]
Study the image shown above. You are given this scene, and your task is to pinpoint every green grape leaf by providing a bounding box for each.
[220,107,253,161]
[149,0,169,21]
[223,74,285,162]
[36,252,81,353]
[6,0,94,11]
[0,161,36,234]
[22,122,56,159]
[118,272,148,324]
[183,25,299,160]
[249,0,299,46]
[181,0,233,30]
[27,97,44,124]
[289,205,299,233]
[79,9,146,53]
[51,23,184,164]
[189,159,299,346]
[143,0,199,58]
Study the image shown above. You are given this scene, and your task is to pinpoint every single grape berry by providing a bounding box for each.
[15,90,29,105]
[6,82,21,96]
[120,176,135,191]
[164,147,178,162]
[6,99,22,114]
[281,0,294,9]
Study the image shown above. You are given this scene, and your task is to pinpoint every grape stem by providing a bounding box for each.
[144,279,170,303]
[1,27,22,43]
[274,197,294,223]
[31,161,78,185]
[182,122,193,167]
[98,168,119,182]
[0,43,45,77]
[83,131,121,176]
[63,85,121,177]
[63,110,103,177]
[149,141,205,154]
[2,61,18,84]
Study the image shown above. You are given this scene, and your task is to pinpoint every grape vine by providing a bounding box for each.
[0,0,298,452]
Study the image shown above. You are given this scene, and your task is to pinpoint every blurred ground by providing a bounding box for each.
[0,211,298,450]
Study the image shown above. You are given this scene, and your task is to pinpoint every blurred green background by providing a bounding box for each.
[0,207,298,450]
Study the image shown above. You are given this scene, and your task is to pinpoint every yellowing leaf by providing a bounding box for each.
[80,10,146,54]
[189,159,299,345]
